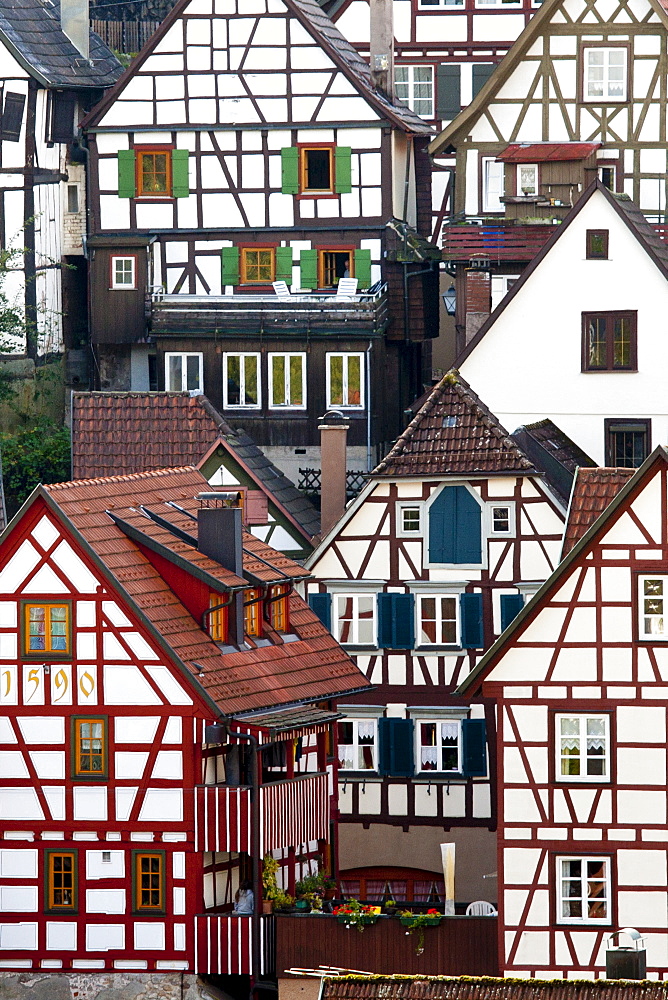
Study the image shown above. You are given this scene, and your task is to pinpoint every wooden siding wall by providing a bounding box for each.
[90,247,149,344]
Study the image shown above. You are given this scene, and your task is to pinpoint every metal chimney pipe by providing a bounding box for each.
[369,0,394,96]
[319,410,350,537]
[197,505,245,645]
[61,0,89,60]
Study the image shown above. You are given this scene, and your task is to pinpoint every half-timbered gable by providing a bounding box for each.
[0,0,120,358]
[457,445,668,978]
[430,0,668,220]
[71,391,320,557]
[457,181,668,467]
[304,371,564,904]
[81,0,438,474]
[0,464,367,984]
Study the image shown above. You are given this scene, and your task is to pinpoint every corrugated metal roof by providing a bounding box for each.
[497,143,601,162]
[374,370,536,477]
[43,466,368,715]
[322,977,668,1000]
[562,467,636,555]
[71,392,320,540]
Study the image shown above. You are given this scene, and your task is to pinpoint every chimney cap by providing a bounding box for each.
[318,409,350,427]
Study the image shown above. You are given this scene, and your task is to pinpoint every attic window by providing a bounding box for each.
[586,230,609,260]
[443,416,457,428]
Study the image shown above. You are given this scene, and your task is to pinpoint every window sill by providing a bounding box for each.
[339,772,381,781]
[341,645,379,653]
[414,645,463,653]
[414,774,467,783]
[581,368,637,374]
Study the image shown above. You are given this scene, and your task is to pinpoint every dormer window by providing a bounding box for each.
[208,594,228,643]
[266,585,289,633]
[244,589,262,638]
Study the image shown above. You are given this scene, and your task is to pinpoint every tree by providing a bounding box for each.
[1,421,71,517]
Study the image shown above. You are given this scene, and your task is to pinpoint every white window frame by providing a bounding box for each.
[476,0,521,7]
[223,352,261,410]
[555,714,610,783]
[337,717,378,772]
[394,64,435,118]
[639,575,668,639]
[326,352,365,410]
[165,352,203,393]
[598,163,617,191]
[267,352,306,410]
[516,163,539,196]
[111,255,136,290]
[396,501,423,537]
[482,156,504,214]
[491,274,520,311]
[556,856,611,925]
[416,593,460,647]
[415,718,462,774]
[486,501,516,538]
[333,593,377,648]
[583,46,628,102]
[417,0,464,8]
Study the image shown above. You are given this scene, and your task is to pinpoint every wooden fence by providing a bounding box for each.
[91,19,160,53]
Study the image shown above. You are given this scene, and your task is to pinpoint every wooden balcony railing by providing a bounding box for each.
[195,913,275,976]
[276,913,499,977]
[441,224,555,262]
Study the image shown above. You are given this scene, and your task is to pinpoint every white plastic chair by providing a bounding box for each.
[272,281,291,298]
[336,277,358,297]
[466,900,497,916]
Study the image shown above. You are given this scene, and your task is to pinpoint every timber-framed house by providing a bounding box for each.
[0,464,367,988]
[457,447,668,977]
[0,0,120,359]
[304,370,565,905]
[80,0,439,478]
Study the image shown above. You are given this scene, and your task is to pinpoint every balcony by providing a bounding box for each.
[195,913,275,976]
[150,286,389,338]
[441,224,555,263]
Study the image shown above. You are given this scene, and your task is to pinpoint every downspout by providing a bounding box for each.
[226,724,263,999]
[24,79,38,361]
[365,340,372,472]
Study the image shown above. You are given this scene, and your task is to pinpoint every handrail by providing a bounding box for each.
[261,770,327,788]
[152,285,387,305]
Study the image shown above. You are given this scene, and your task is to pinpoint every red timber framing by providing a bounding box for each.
[0,465,367,980]
[456,446,668,978]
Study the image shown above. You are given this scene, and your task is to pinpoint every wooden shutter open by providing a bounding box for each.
[48,91,77,144]
[461,718,487,777]
[299,249,317,289]
[117,149,136,198]
[308,593,331,631]
[378,717,414,777]
[354,248,371,289]
[500,593,524,633]
[472,64,495,98]
[436,65,461,120]
[171,149,190,198]
[377,593,414,649]
[275,246,293,283]
[334,146,352,194]
[281,147,299,194]
[453,487,482,563]
[460,592,484,649]
[221,246,240,286]
[1,92,26,142]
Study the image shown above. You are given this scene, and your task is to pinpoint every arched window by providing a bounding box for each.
[428,485,482,565]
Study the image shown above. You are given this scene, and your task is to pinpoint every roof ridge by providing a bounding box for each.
[45,466,199,490]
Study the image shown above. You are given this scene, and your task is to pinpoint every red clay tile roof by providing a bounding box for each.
[562,467,636,556]
[374,370,536,477]
[71,392,320,540]
[43,466,368,716]
[497,142,601,162]
[322,978,668,1000]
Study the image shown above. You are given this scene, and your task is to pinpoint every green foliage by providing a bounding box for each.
[1,421,70,516]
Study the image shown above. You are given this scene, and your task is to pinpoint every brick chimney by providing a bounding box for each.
[61,0,89,60]
[319,411,350,537]
[369,0,394,96]
[197,500,244,644]
[464,268,491,345]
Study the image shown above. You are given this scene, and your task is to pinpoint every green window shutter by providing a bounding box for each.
[281,147,299,194]
[308,592,331,631]
[378,718,414,777]
[171,149,190,198]
[472,63,495,98]
[461,718,487,777]
[334,146,352,194]
[299,249,317,290]
[437,64,461,120]
[275,246,293,283]
[460,592,484,649]
[500,593,524,633]
[354,248,371,290]
[221,246,240,287]
[117,149,136,198]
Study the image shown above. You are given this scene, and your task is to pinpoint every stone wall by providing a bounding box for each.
[0,971,221,1000]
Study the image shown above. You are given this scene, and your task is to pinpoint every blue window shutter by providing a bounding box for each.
[428,486,457,563]
[500,593,524,633]
[378,717,414,777]
[377,593,393,648]
[378,593,414,649]
[461,718,487,777]
[453,487,482,563]
[460,592,483,649]
[308,593,331,631]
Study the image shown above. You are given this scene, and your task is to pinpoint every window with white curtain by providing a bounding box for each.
[556,714,609,782]
[417,719,461,772]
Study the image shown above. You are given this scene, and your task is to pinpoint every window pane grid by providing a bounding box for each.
[338,718,376,770]
[76,719,105,774]
[49,853,75,909]
[419,595,457,645]
[335,594,375,645]
[269,353,305,408]
[26,603,69,653]
[640,576,668,636]
[558,857,609,923]
[139,151,170,195]
[395,65,434,117]
[585,48,627,100]
[224,353,260,408]
[419,720,460,771]
[242,248,274,283]
[137,854,163,909]
[327,353,363,408]
[166,352,202,393]
[557,714,608,779]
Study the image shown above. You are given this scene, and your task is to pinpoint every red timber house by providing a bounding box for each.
[0,465,368,991]
[303,370,565,906]
[456,446,668,978]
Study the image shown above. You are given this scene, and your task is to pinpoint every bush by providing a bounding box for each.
[2,421,70,516]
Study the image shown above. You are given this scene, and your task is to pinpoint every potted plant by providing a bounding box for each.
[272,889,295,913]
[384,898,397,915]
[262,854,280,913]
[399,909,442,955]
[333,899,380,932]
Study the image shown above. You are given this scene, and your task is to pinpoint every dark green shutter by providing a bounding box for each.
[429,486,482,564]
[275,246,293,283]
[472,64,495,98]
[354,249,371,290]
[378,717,414,777]
[461,718,487,777]
[437,64,461,120]
[500,593,524,633]
[334,146,352,194]
[308,592,331,631]
[221,247,240,287]
[377,593,415,650]
[117,149,136,198]
[281,147,299,194]
[171,149,189,197]
[299,249,317,289]
[460,592,483,649]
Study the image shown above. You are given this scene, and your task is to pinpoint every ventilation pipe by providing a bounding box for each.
[319,410,350,537]
[369,0,394,96]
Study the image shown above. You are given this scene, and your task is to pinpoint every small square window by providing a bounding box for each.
[492,507,510,532]
[73,717,107,779]
[300,147,333,193]
[605,418,649,467]
[557,856,610,924]
[583,46,627,102]
[639,575,668,639]
[334,594,376,646]
[23,602,71,655]
[582,312,637,372]
[111,256,136,290]
[586,230,609,259]
[338,718,377,770]
[556,714,609,781]
[417,719,460,772]
[241,248,275,284]
[397,504,422,535]
[165,352,203,393]
[137,149,172,197]
[418,594,458,646]
[517,163,538,195]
